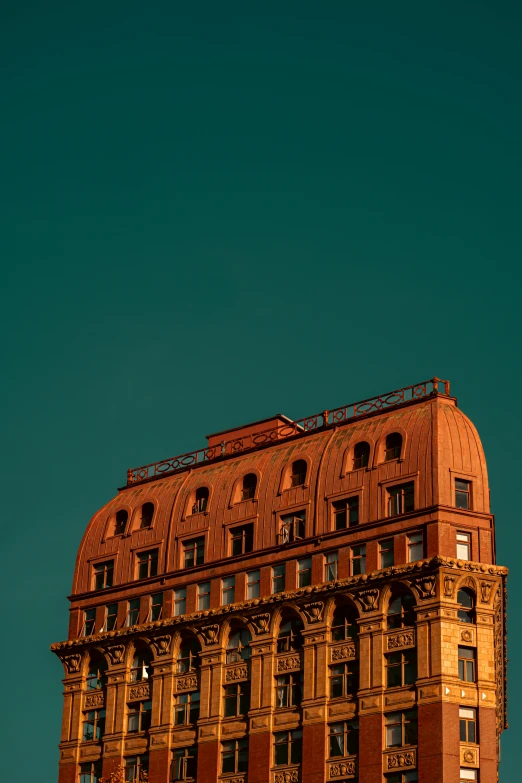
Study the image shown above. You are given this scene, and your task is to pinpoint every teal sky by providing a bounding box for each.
[1,1,520,778]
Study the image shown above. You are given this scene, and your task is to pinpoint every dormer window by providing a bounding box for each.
[114,510,128,536]
[192,487,209,514]
[455,479,471,510]
[385,433,402,461]
[387,482,414,516]
[241,473,257,501]
[290,460,307,487]
[280,512,306,544]
[353,441,370,470]
[140,503,154,529]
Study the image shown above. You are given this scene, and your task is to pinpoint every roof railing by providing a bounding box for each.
[126,377,450,485]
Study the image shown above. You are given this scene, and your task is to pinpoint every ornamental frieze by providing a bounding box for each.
[301,601,324,623]
[386,630,415,650]
[220,777,245,783]
[414,576,436,599]
[356,589,379,612]
[150,635,172,656]
[276,655,301,672]
[385,749,416,770]
[329,758,356,778]
[129,683,150,700]
[251,612,271,634]
[176,675,198,692]
[273,768,299,783]
[200,624,220,645]
[331,643,356,662]
[63,653,82,674]
[225,665,249,682]
[105,644,126,665]
[84,692,104,708]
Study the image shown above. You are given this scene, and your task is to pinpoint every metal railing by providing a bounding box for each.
[127,377,450,485]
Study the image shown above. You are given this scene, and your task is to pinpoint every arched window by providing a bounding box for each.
[130,649,153,682]
[277,615,304,653]
[86,657,107,691]
[387,591,415,630]
[192,487,209,514]
[290,460,307,488]
[457,588,475,623]
[331,606,358,642]
[226,628,252,663]
[353,442,370,470]
[114,509,128,536]
[140,502,154,529]
[385,433,402,461]
[241,473,257,501]
[177,638,201,674]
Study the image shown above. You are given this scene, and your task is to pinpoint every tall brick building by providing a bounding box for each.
[52,378,507,783]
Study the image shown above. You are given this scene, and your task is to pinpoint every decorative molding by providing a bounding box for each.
[460,744,479,768]
[273,768,299,783]
[329,758,356,778]
[331,643,356,661]
[480,581,493,604]
[444,575,457,597]
[276,655,301,672]
[356,589,379,612]
[414,576,436,599]
[105,645,126,665]
[301,601,324,623]
[386,631,415,650]
[84,692,104,708]
[63,653,82,674]
[225,665,249,682]
[460,629,474,644]
[251,613,271,634]
[220,777,245,783]
[385,749,416,770]
[200,624,220,645]
[176,675,198,692]
[128,682,150,700]
[150,635,172,656]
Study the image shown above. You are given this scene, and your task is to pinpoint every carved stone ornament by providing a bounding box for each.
[480,581,493,604]
[277,655,301,672]
[357,589,379,612]
[329,759,356,777]
[85,692,104,708]
[444,575,457,597]
[463,750,476,764]
[105,644,126,665]
[176,675,198,692]
[128,682,150,700]
[386,750,416,770]
[225,665,249,682]
[387,631,415,650]
[63,653,82,674]
[273,769,299,783]
[414,576,436,599]
[150,635,172,656]
[251,612,271,634]
[461,629,473,643]
[302,601,324,623]
[223,777,245,783]
[200,624,219,645]
[331,644,356,662]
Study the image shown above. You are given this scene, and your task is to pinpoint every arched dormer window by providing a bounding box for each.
[130,649,153,682]
[290,460,307,488]
[192,487,209,514]
[387,590,415,630]
[114,509,128,536]
[331,606,358,642]
[86,656,107,691]
[177,637,201,674]
[385,433,402,461]
[241,473,257,501]
[140,502,154,529]
[226,628,252,663]
[353,442,370,470]
[457,588,475,623]
[277,615,304,653]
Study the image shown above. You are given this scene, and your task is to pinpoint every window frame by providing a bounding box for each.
[458,647,476,683]
[246,569,260,599]
[127,700,152,734]
[387,482,415,516]
[333,496,360,530]
[197,581,211,611]
[330,660,359,698]
[230,523,254,557]
[325,551,339,581]
[222,575,235,606]
[93,560,114,591]
[174,691,200,726]
[272,563,286,594]
[275,672,302,709]
[104,603,118,631]
[221,738,249,774]
[407,531,424,562]
[149,592,163,621]
[224,682,251,718]
[386,649,417,688]
[350,544,366,576]
[136,548,158,580]
[385,709,418,748]
[82,608,96,637]
[280,511,306,544]
[459,707,477,744]
[455,479,472,510]
[456,531,471,561]
[182,537,205,569]
[298,557,312,587]
[274,729,303,767]
[174,587,187,616]
[328,720,359,758]
[82,708,106,742]
[172,747,197,782]
[125,598,140,627]
[380,538,395,568]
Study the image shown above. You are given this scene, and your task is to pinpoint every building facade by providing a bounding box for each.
[52,378,507,783]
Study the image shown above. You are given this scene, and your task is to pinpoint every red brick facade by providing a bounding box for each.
[52,379,507,783]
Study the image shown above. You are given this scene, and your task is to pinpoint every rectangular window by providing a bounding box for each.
[387,482,415,516]
[137,549,158,580]
[82,709,106,741]
[79,762,102,783]
[407,532,423,563]
[221,738,249,774]
[351,545,366,575]
[224,683,251,717]
[325,551,338,581]
[328,720,359,758]
[247,570,260,599]
[150,593,163,621]
[183,537,205,569]
[222,575,235,605]
[197,581,211,611]
[127,700,152,733]
[380,539,394,568]
[272,563,286,594]
[386,649,417,688]
[175,692,200,726]
[458,647,476,682]
[230,523,254,556]
[280,511,306,544]
[83,608,96,636]
[456,532,471,560]
[172,748,197,781]
[104,603,118,631]
[330,661,359,698]
[298,557,312,588]
[459,770,477,782]
[455,479,471,510]
[126,598,140,627]
[93,561,114,590]
[124,755,149,783]
[275,673,302,709]
[459,707,477,743]
[174,587,187,616]
[385,772,419,783]
[274,730,303,767]
[333,496,360,529]
[385,710,418,748]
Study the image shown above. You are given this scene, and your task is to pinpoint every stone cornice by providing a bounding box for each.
[51,557,507,655]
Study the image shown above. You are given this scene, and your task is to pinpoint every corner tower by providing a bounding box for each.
[52,378,507,783]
